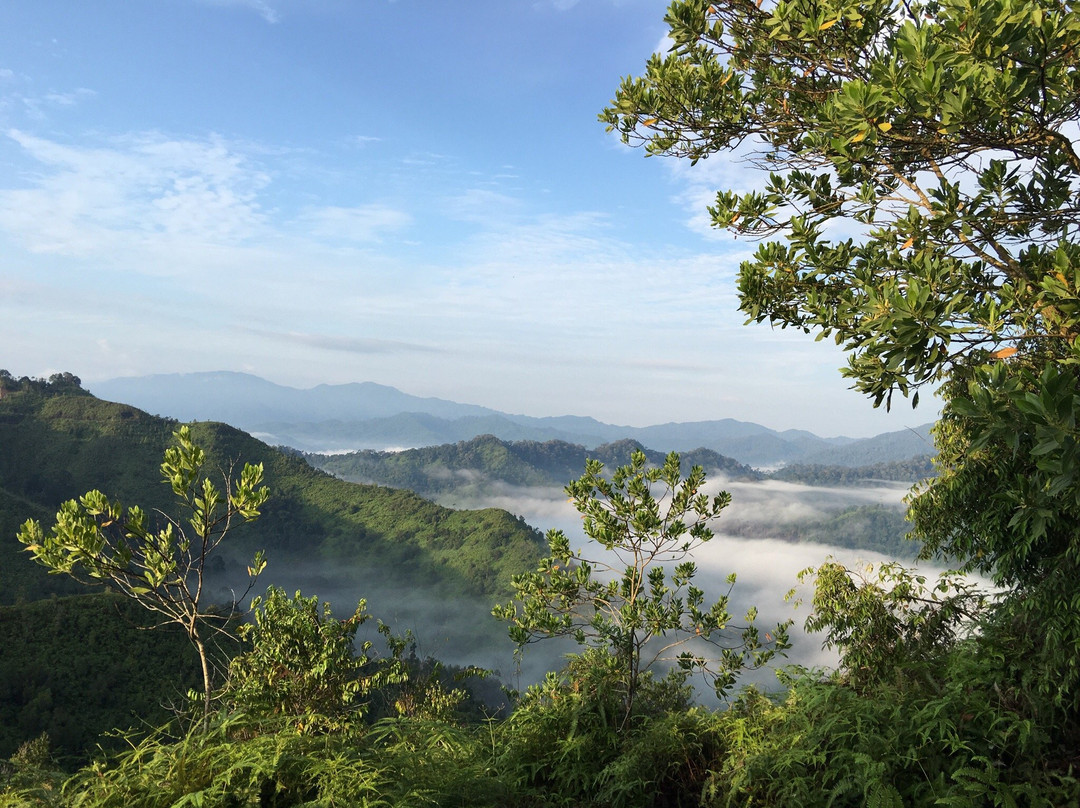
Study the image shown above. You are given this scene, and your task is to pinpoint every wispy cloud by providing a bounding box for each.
[665,147,768,240]
[194,0,281,23]
[442,188,524,225]
[295,204,411,243]
[245,328,442,356]
[655,33,676,54]
[18,86,98,120]
[44,88,97,106]
[0,129,270,254]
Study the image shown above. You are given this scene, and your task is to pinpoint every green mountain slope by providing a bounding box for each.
[0,593,203,762]
[767,455,936,486]
[0,376,545,607]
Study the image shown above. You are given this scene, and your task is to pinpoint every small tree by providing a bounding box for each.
[494,450,788,724]
[17,426,269,727]
[227,587,372,731]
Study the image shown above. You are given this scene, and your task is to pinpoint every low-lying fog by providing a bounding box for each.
[439,475,911,530]
[220,475,962,706]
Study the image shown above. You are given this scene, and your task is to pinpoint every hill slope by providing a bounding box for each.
[0,375,544,607]
[0,593,202,762]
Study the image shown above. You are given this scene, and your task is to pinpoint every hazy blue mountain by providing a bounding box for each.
[93,371,933,467]
[796,424,936,467]
[254,413,611,452]
[92,371,500,425]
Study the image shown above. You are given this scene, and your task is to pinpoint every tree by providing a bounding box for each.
[494,450,788,725]
[227,587,373,731]
[796,559,987,689]
[17,426,269,726]
[602,0,1080,702]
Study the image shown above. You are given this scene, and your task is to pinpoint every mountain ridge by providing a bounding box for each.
[93,371,934,468]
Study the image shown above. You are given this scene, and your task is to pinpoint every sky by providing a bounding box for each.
[0,0,937,438]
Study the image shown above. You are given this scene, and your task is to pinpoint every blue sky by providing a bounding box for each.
[0,0,935,437]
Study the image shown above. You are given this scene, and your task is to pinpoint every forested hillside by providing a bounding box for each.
[310,434,921,558]
[308,434,760,499]
[0,593,203,763]
[768,455,935,486]
[0,373,549,764]
[0,373,545,606]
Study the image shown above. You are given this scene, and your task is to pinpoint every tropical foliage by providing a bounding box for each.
[7,0,1080,801]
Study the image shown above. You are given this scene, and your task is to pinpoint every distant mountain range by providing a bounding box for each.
[92,371,935,468]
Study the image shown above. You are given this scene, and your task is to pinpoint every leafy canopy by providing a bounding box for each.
[227,587,374,731]
[603,0,1080,701]
[603,0,1080,405]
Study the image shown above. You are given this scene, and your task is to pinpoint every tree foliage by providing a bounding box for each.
[17,426,268,725]
[797,560,987,689]
[603,0,1080,703]
[226,587,373,731]
[495,450,789,723]
[602,0,1080,402]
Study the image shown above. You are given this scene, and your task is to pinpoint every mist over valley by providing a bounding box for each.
[2,370,939,761]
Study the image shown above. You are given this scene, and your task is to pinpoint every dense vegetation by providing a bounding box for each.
[768,455,935,486]
[7,0,1080,800]
[0,593,203,763]
[5,427,1076,807]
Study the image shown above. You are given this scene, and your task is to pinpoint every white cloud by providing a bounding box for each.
[442,188,523,224]
[664,146,768,239]
[241,329,441,356]
[44,88,97,106]
[0,130,270,254]
[295,204,411,243]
